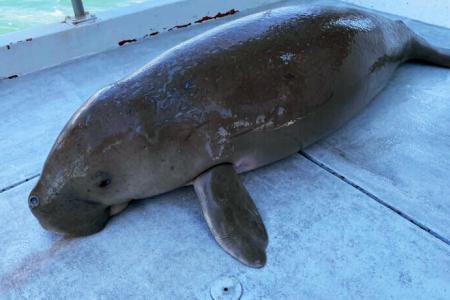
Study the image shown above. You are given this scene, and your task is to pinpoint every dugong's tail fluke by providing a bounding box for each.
[409,36,450,68]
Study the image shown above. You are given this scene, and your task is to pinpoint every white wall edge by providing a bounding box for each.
[0,0,282,79]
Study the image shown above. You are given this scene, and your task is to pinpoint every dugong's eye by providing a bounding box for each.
[98,178,111,188]
[93,171,112,189]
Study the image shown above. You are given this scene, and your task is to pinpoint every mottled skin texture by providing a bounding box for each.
[29,5,450,262]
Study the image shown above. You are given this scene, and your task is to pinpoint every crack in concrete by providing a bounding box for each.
[299,150,450,246]
[0,174,40,194]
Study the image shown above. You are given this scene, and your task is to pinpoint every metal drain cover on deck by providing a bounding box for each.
[210,276,242,300]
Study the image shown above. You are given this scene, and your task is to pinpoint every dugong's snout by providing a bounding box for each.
[28,188,110,236]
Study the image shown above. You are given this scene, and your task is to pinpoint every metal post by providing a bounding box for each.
[71,0,86,19]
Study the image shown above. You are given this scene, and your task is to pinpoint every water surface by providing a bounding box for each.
[0,0,149,35]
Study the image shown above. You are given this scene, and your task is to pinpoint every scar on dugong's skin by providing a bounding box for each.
[29,5,450,267]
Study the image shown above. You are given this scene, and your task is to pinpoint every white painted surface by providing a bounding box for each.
[1,156,450,299]
[346,0,450,28]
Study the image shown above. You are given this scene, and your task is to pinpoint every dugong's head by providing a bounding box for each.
[28,83,165,236]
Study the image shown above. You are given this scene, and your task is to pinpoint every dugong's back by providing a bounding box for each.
[130,5,414,172]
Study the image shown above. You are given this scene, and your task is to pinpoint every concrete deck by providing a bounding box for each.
[1,1,449,299]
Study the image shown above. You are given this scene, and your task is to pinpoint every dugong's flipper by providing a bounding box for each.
[193,164,268,268]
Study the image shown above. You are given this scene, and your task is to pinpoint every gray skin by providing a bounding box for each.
[29,5,450,267]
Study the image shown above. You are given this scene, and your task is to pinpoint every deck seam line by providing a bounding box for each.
[2,152,449,246]
[299,150,450,246]
[0,174,40,194]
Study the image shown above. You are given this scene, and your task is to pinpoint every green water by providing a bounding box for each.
[0,0,149,35]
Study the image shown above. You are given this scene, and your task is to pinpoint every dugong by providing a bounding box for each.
[29,5,450,267]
